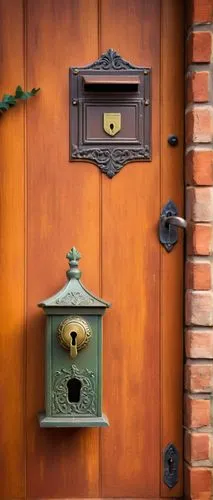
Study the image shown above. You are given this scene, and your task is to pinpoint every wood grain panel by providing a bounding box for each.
[100,0,161,497]
[160,1,184,497]
[27,497,181,499]
[26,0,100,497]
[0,1,25,498]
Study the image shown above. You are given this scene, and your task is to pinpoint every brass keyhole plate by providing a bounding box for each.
[57,316,92,352]
[103,112,121,136]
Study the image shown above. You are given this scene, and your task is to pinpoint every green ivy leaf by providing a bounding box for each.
[15,85,24,98]
[0,102,10,111]
[2,94,17,106]
[15,85,40,100]
[0,85,40,115]
[30,88,40,95]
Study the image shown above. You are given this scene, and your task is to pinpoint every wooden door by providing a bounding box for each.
[0,0,184,498]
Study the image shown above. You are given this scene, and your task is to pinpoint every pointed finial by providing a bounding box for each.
[66,247,81,280]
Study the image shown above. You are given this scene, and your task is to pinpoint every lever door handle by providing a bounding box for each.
[161,215,187,229]
[159,200,186,252]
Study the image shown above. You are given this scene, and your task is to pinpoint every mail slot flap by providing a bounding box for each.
[83,75,140,92]
[83,75,140,85]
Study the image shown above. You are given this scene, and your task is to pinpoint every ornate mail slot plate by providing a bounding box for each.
[70,49,151,178]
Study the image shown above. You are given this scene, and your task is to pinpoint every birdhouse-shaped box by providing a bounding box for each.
[38,247,110,427]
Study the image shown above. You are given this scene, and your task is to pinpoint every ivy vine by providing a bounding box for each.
[0,85,40,115]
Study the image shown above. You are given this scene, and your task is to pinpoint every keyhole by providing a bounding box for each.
[67,378,81,403]
[168,457,174,474]
[110,123,114,131]
[70,331,77,345]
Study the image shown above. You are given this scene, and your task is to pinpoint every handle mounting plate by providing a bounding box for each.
[163,442,179,489]
[159,200,178,252]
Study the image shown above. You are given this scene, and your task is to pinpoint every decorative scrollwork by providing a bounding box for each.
[52,365,97,416]
[72,145,150,178]
[70,49,151,177]
[84,48,140,71]
[56,291,94,306]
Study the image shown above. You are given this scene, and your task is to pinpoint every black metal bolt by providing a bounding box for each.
[168,135,178,147]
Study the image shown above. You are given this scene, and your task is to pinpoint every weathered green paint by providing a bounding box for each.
[38,247,110,428]
[39,413,109,428]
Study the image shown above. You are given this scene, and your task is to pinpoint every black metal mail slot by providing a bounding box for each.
[70,49,151,178]
[83,75,140,92]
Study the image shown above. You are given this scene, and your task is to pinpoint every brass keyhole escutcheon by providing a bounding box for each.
[57,317,92,358]
[103,112,121,136]
[70,331,77,358]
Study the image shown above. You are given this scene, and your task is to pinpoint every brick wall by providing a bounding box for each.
[185,1,213,498]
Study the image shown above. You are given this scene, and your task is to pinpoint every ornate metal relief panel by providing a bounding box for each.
[70,49,151,178]
[52,365,97,416]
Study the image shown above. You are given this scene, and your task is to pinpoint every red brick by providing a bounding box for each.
[186,107,213,144]
[185,362,213,392]
[186,150,213,186]
[185,431,210,461]
[184,396,211,428]
[186,291,213,325]
[186,330,213,359]
[187,187,213,222]
[193,0,213,23]
[186,260,211,290]
[184,464,212,499]
[187,223,213,256]
[188,0,213,25]
[187,31,212,64]
[187,71,209,103]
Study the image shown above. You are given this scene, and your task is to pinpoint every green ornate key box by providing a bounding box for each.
[38,247,110,428]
